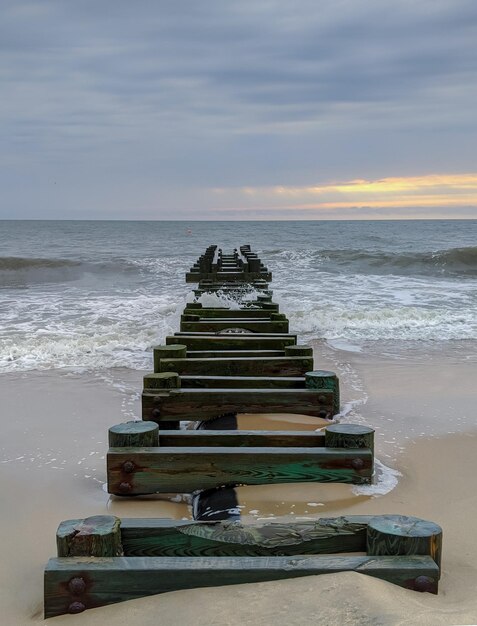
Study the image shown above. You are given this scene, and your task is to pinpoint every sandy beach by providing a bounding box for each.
[1,340,476,626]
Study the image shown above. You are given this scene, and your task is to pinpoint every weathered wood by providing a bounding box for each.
[108,421,159,448]
[107,446,372,494]
[285,345,313,357]
[142,388,334,422]
[119,516,371,556]
[306,370,340,415]
[166,334,296,351]
[367,515,443,571]
[158,429,326,447]
[56,516,123,558]
[325,423,375,455]
[44,554,439,617]
[178,375,306,389]
[182,308,272,319]
[153,344,187,372]
[180,320,289,333]
[186,349,286,358]
[158,356,314,377]
[143,372,181,390]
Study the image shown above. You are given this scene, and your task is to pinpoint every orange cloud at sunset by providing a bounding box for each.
[210,173,477,217]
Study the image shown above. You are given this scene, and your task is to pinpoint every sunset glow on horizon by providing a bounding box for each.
[208,173,477,217]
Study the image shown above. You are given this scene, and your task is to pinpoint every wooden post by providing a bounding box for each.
[285,345,313,357]
[144,372,181,390]
[367,515,443,585]
[306,370,340,415]
[109,421,159,447]
[153,344,187,372]
[325,424,374,456]
[56,515,123,557]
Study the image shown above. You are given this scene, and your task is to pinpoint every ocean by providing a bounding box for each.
[1,219,476,373]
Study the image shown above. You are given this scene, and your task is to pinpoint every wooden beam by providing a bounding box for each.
[166,335,295,351]
[179,320,289,333]
[107,446,373,494]
[176,375,306,389]
[44,554,439,617]
[118,516,371,557]
[141,388,334,421]
[158,429,326,447]
[157,356,314,377]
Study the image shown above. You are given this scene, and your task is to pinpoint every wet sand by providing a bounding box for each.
[1,344,476,625]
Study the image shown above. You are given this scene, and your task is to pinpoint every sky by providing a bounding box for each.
[1,0,477,220]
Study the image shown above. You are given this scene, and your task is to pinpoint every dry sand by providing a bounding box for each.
[1,345,476,625]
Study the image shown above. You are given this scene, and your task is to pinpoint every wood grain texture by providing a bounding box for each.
[158,356,314,376]
[44,554,439,617]
[178,375,306,389]
[107,446,372,494]
[109,421,159,448]
[166,334,295,351]
[141,388,334,421]
[180,320,289,333]
[119,516,370,557]
[367,515,443,571]
[56,516,122,558]
[182,309,273,319]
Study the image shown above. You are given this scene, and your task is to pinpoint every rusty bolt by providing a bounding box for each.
[351,458,364,470]
[122,460,135,473]
[68,602,86,614]
[414,576,436,592]
[152,408,161,419]
[119,481,132,493]
[68,577,86,595]
[318,395,327,403]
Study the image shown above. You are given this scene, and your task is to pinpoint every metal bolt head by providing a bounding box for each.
[68,577,86,595]
[318,395,327,403]
[122,460,135,474]
[318,410,329,419]
[152,408,161,418]
[414,576,436,592]
[119,481,132,493]
[68,602,86,614]
[351,458,364,470]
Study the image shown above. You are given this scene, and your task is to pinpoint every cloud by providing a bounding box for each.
[0,1,476,217]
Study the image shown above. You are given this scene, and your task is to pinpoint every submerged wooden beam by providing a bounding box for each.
[107,446,372,494]
[44,554,439,617]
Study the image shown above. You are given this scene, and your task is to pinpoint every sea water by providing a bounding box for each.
[1,219,476,372]
[1,219,476,508]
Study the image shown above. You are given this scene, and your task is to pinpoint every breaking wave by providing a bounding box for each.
[273,246,477,278]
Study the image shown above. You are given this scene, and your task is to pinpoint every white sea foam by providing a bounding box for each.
[352,459,402,497]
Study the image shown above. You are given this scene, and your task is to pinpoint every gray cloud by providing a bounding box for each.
[0,0,476,217]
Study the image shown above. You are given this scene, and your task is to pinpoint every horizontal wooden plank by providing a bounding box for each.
[166,335,296,351]
[44,554,438,616]
[180,320,289,333]
[183,308,273,319]
[158,356,313,376]
[158,429,326,447]
[142,388,334,421]
[185,350,286,358]
[107,446,372,493]
[119,516,371,557]
[178,375,306,389]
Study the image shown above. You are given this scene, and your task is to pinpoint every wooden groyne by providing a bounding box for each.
[44,245,443,617]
